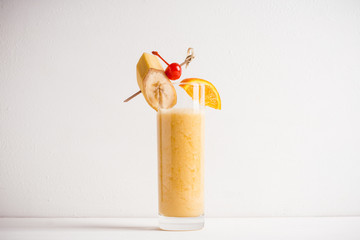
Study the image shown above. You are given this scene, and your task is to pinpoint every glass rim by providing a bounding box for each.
[170,81,206,87]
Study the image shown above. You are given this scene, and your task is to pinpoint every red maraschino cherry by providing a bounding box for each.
[152,51,182,80]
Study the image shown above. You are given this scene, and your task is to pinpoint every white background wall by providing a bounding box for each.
[1,0,360,217]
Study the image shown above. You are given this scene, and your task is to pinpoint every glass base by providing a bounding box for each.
[159,215,204,231]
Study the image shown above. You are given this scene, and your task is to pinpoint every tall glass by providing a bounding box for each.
[157,83,205,231]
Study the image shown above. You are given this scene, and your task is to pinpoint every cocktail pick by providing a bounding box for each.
[123,48,195,102]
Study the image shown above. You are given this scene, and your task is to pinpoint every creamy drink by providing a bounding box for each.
[157,108,204,217]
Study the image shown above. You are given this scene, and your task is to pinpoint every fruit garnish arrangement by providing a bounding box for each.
[124,48,221,110]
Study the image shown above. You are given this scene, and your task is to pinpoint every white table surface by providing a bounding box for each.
[1,217,360,240]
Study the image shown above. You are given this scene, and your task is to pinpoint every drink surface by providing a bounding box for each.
[157,108,204,217]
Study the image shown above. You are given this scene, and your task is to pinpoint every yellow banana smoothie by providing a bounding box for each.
[157,108,204,217]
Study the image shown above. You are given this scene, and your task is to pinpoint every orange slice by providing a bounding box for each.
[179,78,221,110]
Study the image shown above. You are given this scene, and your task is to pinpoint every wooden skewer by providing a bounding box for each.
[180,48,195,68]
[123,90,141,102]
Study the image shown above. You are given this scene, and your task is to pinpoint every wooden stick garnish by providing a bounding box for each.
[123,90,141,102]
[180,48,195,67]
